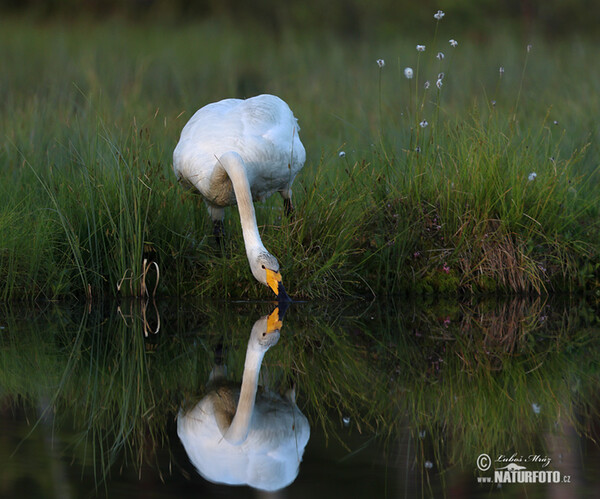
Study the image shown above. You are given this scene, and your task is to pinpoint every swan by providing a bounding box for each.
[177,308,310,491]
[173,94,306,300]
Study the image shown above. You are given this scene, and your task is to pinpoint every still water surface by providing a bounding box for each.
[1,298,599,498]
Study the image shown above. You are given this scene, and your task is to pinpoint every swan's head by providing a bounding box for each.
[250,251,291,302]
[248,308,283,352]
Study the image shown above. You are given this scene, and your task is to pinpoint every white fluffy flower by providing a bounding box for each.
[528,172,537,181]
[449,39,458,47]
[376,59,385,68]
[434,10,445,20]
[436,79,443,89]
[420,120,429,128]
[424,80,430,89]
[436,52,445,60]
[416,45,426,52]
[499,66,505,75]
[338,151,346,158]
[404,67,414,79]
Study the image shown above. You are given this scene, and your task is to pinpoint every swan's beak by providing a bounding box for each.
[265,268,291,302]
[265,268,282,295]
[266,307,283,333]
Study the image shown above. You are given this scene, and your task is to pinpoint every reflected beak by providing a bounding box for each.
[266,307,283,333]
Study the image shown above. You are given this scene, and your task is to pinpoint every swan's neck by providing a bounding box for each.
[223,346,265,445]
[216,152,264,254]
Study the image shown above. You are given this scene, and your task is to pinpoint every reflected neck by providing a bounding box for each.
[223,345,265,445]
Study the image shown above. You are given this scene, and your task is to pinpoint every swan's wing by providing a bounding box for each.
[173,95,305,200]
[173,99,245,194]
[237,96,306,197]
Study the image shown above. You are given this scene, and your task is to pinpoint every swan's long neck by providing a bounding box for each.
[216,152,264,254]
[223,345,265,445]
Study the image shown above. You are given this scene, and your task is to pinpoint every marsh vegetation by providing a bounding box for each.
[1,17,599,301]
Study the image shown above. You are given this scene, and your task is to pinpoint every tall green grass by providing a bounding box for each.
[0,19,598,300]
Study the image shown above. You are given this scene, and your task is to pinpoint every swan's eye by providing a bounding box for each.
[261,264,265,269]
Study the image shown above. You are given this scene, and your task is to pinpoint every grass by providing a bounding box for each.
[0,18,599,301]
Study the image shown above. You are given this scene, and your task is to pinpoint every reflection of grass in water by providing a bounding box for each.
[275,298,600,475]
[372,297,600,475]
[0,299,598,490]
[0,301,200,487]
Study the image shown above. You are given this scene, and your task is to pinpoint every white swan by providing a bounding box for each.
[177,308,310,491]
[173,94,306,299]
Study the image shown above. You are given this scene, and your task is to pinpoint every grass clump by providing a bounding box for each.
[0,18,598,301]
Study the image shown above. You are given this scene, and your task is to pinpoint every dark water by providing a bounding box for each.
[1,297,599,498]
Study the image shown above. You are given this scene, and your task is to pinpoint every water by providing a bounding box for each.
[1,297,599,498]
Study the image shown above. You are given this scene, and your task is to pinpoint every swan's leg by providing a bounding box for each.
[206,204,225,247]
[209,341,227,382]
[213,220,224,239]
[280,189,294,217]
[285,383,297,403]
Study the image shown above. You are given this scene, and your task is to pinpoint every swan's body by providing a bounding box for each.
[173,94,305,298]
[177,310,310,491]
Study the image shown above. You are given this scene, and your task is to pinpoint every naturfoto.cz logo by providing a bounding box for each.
[476,453,571,485]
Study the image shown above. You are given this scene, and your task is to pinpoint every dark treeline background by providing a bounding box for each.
[1,0,598,38]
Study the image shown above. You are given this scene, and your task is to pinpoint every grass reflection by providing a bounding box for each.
[0,297,598,493]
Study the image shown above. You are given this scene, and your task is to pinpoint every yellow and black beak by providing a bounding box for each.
[265,268,292,302]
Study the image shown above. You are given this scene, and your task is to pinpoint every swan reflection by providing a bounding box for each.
[177,307,310,491]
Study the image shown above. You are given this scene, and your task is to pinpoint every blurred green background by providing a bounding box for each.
[2,0,599,38]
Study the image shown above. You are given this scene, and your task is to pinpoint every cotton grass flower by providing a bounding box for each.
[420,120,429,128]
[416,45,426,52]
[338,151,346,158]
[424,80,430,89]
[434,10,445,20]
[404,67,414,79]
[449,39,458,47]
[376,59,385,68]
[499,66,505,75]
[436,52,445,60]
[436,78,443,89]
[437,72,444,80]
[528,172,537,181]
